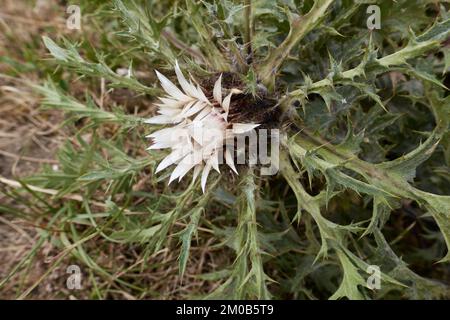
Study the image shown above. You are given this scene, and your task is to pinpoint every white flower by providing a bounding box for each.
[145,62,259,192]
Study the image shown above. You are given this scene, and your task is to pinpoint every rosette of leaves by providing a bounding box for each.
[7,0,449,299]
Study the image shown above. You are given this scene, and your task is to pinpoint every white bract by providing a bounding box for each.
[145,62,259,192]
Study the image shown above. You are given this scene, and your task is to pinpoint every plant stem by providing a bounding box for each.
[257,0,335,88]
[244,0,253,59]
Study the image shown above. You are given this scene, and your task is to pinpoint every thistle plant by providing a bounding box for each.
[1,0,449,300]
[146,62,260,192]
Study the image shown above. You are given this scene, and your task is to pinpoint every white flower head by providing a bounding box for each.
[145,62,259,192]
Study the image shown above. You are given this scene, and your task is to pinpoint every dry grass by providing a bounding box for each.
[0,0,63,298]
[0,0,224,299]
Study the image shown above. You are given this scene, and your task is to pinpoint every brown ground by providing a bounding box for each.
[0,0,71,299]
